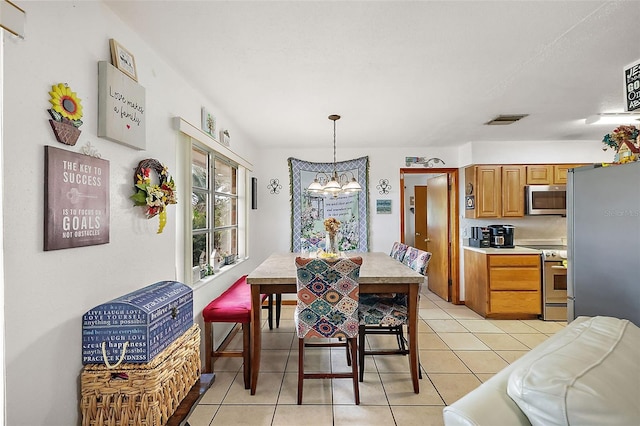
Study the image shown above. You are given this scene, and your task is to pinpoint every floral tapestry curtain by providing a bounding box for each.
[288,156,369,253]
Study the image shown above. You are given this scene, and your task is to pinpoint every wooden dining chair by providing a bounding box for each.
[358,249,431,381]
[294,256,362,405]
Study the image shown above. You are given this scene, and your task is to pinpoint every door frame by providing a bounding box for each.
[399,168,460,304]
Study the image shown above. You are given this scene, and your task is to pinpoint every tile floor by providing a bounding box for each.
[186,289,566,426]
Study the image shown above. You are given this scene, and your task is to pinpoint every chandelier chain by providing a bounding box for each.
[333,118,337,175]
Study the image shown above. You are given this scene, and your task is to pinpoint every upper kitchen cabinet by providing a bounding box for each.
[526,165,553,184]
[465,166,500,218]
[502,165,526,217]
[464,165,525,218]
[527,164,586,185]
[552,164,586,184]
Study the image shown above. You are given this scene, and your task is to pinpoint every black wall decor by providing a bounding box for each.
[377,179,391,195]
[267,178,282,194]
[251,177,258,209]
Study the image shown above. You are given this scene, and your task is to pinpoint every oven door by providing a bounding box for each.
[543,261,568,320]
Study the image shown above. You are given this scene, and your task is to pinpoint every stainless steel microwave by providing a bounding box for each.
[525,185,567,215]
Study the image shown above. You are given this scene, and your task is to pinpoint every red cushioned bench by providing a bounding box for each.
[202,275,280,389]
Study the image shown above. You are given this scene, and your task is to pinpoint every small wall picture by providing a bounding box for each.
[465,195,475,210]
[219,129,230,147]
[109,39,137,81]
[376,199,392,214]
[201,108,216,136]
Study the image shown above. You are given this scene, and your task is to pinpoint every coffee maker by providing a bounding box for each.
[469,226,491,248]
[487,225,515,248]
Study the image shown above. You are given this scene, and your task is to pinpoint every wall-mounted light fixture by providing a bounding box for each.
[585,113,640,125]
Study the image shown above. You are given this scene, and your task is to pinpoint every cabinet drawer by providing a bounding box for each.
[490,291,541,314]
[489,255,540,267]
[490,268,540,290]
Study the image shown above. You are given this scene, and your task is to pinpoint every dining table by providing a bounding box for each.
[246,251,425,395]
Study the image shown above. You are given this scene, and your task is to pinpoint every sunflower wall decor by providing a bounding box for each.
[47,83,83,146]
[130,159,177,234]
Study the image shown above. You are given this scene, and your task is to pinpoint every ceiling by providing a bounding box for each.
[104,1,640,150]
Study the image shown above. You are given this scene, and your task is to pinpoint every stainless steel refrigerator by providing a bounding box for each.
[567,162,640,326]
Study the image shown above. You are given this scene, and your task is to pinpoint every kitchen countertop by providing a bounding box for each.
[462,245,542,255]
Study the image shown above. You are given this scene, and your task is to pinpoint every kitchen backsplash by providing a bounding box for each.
[461,215,567,243]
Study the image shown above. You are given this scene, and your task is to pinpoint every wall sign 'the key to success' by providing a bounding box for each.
[44,146,110,251]
[624,59,640,112]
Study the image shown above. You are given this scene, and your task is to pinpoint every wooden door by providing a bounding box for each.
[426,174,449,301]
[414,186,428,251]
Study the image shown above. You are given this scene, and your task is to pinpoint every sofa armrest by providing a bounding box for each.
[443,381,532,426]
[443,317,592,426]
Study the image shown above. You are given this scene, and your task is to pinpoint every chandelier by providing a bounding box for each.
[307,114,362,197]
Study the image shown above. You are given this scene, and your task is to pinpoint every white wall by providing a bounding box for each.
[3,3,263,425]
[460,140,611,166]
[251,146,459,260]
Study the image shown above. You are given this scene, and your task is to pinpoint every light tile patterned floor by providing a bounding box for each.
[187,289,565,426]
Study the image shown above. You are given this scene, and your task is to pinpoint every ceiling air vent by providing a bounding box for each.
[485,114,529,125]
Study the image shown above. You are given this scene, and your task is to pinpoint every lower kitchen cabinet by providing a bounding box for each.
[464,248,541,318]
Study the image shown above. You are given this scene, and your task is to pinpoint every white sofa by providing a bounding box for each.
[443,316,639,426]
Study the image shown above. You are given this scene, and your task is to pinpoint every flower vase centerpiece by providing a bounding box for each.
[324,217,341,255]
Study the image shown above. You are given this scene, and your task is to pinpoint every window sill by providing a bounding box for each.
[190,258,246,290]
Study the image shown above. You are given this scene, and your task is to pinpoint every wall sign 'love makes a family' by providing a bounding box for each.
[97,61,146,150]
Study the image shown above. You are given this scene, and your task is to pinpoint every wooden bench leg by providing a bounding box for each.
[204,321,213,374]
[242,322,251,389]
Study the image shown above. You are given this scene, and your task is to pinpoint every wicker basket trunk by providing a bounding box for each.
[81,324,200,426]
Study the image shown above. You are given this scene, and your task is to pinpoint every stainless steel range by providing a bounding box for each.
[522,245,568,321]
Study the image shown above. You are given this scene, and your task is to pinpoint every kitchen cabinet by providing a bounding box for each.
[552,164,587,184]
[526,165,553,184]
[501,165,526,217]
[527,164,586,185]
[464,165,525,218]
[464,248,541,318]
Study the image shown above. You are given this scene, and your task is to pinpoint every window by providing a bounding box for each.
[191,146,239,271]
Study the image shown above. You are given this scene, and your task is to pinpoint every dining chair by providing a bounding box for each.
[294,256,362,405]
[390,242,409,262]
[358,249,431,382]
[401,246,420,269]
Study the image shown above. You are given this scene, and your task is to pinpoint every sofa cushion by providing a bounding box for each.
[507,316,640,426]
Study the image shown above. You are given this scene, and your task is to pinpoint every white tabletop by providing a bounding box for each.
[246,252,424,284]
